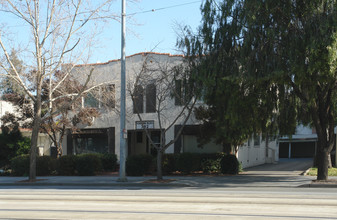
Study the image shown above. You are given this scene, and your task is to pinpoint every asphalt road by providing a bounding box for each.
[1,187,337,219]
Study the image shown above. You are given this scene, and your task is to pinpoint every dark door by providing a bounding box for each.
[279,142,289,158]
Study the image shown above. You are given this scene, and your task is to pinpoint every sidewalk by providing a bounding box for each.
[0,172,333,188]
[1,159,336,188]
[0,174,316,188]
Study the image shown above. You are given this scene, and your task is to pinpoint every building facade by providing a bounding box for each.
[61,52,279,168]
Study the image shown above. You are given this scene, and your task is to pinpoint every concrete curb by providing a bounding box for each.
[0,181,192,188]
[299,183,337,188]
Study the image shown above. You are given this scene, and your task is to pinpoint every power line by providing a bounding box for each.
[127,1,202,16]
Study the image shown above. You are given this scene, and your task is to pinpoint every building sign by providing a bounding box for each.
[136,121,154,130]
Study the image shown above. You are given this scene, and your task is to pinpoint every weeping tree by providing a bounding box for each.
[178,0,279,156]
[181,0,337,181]
[0,0,119,181]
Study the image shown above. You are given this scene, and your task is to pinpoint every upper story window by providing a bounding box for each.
[100,84,115,109]
[145,83,156,113]
[84,92,99,108]
[133,85,144,113]
[133,83,156,114]
[174,79,191,106]
[83,84,115,109]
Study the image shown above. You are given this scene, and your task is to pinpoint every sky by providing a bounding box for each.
[99,0,203,63]
[0,0,203,64]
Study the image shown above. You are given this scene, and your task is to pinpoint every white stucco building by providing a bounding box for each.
[0,100,52,156]
[0,100,15,127]
[61,52,278,168]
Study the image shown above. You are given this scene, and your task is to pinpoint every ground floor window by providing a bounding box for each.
[73,133,108,154]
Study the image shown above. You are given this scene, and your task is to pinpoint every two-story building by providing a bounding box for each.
[61,52,279,168]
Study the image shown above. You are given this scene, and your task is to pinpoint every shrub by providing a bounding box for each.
[201,158,222,174]
[175,153,201,174]
[100,153,118,172]
[76,153,103,176]
[37,156,56,176]
[220,154,240,175]
[57,155,77,175]
[162,154,177,174]
[126,154,153,176]
[0,130,30,168]
[11,154,30,176]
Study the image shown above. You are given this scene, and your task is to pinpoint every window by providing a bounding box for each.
[254,134,260,146]
[73,132,108,154]
[146,83,156,113]
[133,85,144,113]
[133,84,156,114]
[100,84,115,108]
[83,84,115,109]
[175,79,182,105]
[174,79,191,106]
[84,92,99,108]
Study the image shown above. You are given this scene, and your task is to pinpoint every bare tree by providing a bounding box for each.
[0,0,119,181]
[128,54,197,180]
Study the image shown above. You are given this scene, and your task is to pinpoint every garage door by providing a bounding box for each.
[279,142,316,158]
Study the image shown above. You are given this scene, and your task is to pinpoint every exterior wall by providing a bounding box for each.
[66,52,192,159]
[238,135,278,168]
[181,135,223,154]
[0,100,15,127]
[176,133,278,169]
[64,52,276,168]
[21,129,52,156]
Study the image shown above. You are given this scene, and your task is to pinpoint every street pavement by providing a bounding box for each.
[1,187,337,219]
[0,158,335,188]
[1,158,337,219]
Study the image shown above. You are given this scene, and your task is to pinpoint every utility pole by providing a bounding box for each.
[118,0,127,182]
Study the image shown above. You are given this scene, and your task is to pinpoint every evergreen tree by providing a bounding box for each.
[181,0,337,180]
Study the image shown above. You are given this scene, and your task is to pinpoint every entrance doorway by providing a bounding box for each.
[127,129,162,156]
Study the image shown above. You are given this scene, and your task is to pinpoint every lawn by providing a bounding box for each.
[307,167,337,176]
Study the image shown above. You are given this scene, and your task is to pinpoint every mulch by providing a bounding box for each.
[312,179,337,185]
[142,179,177,184]
[17,179,47,183]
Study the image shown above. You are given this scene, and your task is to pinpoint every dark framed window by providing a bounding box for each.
[175,79,182,105]
[102,84,115,108]
[133,85,144,113]
[254,134,260,146]
[146,83,156,113]
[174,79,191,106]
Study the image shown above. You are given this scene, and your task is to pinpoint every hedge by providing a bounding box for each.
[11,154,30,176]
[57,155,77,175]
[37,156,57,176]
[76,153,103,176]
[220,154,240,175]
[10,153,118,176]
[126,154,154,176]
[10,152,240,176]
[100,153,118,172]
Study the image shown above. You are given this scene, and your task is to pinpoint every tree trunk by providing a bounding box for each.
[29,83,42,181]
[57,142,63,158]
[317,149,329,181]
[157,150,163,180]
[328,153,332,168]
[29,112,41,181]
[223,143,232,155]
